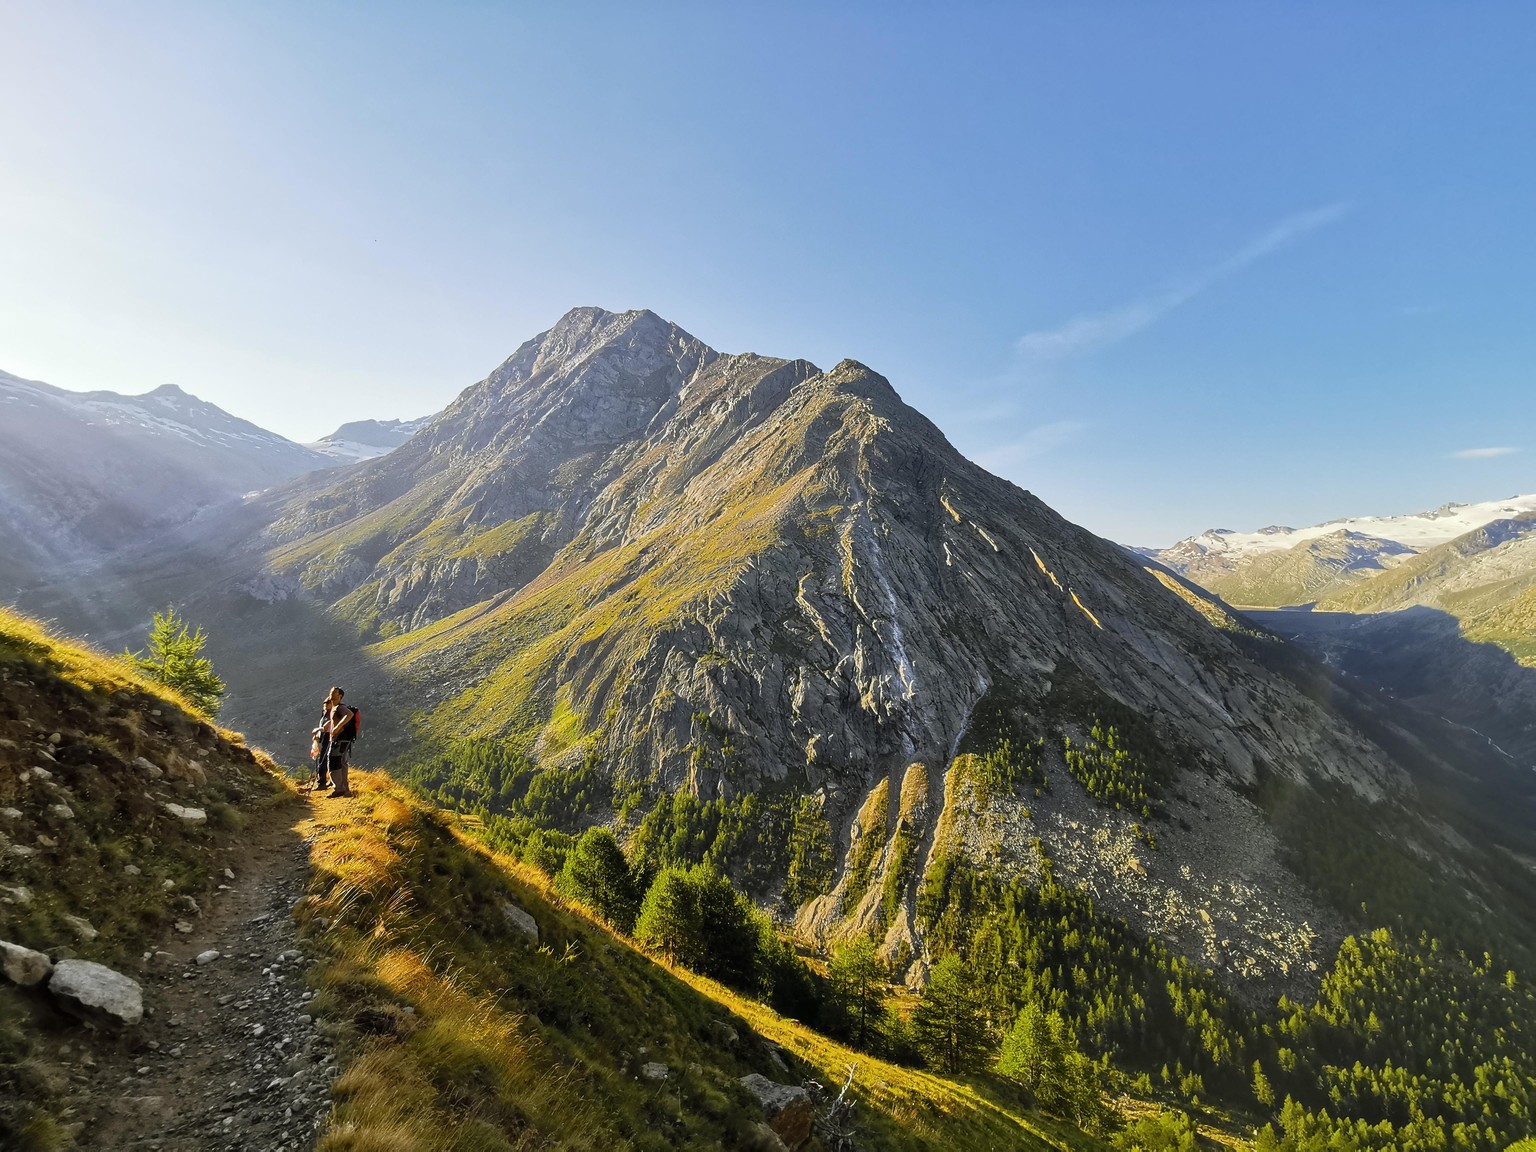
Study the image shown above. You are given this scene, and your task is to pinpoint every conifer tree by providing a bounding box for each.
[830,938,888,1048]
[557,827,640,933]
[785,795,834,904]
[124,607,227,717]
[912,954,991,1072]
[634,865,702,966]
[1252,1060,1276,1110]
[997,1001,1067,1098]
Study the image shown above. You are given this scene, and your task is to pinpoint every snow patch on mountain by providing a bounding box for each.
[307,416,435,462]
[1158,493,1536,561]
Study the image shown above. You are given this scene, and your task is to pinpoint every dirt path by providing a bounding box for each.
[62,790,340,1151]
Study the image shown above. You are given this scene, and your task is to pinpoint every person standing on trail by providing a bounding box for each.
[310,693,333,791]
[319,686,358,798]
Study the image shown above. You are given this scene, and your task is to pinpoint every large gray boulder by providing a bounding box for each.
[48,959,144,1027]
[0,940,53,987]
[738,1074,813,1149]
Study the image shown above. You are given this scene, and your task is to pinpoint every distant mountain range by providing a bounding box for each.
[0,369,439,589]
[1148,494,1536,669]
[0,369,329,588]
[1149,495,1536,769]
[1151,493,1536,564]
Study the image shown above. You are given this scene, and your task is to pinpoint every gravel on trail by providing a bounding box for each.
[60,800,339,1151]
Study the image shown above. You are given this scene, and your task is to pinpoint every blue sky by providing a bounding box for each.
[1,3,1532,544]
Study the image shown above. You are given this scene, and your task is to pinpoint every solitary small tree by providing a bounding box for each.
[125,607,226,717]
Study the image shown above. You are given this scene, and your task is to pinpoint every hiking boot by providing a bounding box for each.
[329,791,353,798]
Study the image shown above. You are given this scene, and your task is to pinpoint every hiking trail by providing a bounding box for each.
[59,788,338,1151]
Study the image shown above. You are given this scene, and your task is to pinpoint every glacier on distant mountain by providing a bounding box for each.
[307,416,435,462]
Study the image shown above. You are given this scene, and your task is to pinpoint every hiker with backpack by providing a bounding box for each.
[312,685,360,797]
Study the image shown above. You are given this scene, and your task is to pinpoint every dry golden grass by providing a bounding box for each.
[296,778,626,1151]
[0,607,190,709]
[0,606,275,754]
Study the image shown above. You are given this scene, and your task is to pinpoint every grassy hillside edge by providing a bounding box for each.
[0,607,293,1146]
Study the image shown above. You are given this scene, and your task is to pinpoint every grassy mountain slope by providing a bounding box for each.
[1466,582,1536,663]
[2,610,1181,1151]
[301,770,1122,1152]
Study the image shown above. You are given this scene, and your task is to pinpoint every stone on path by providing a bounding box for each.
[61,914,99,941]
[49,959,144,1027]
[196,950,221,965]
[132,756,164,779]
[163,803,207,825]
[640,1061,670,1082]
[1,939,54,987]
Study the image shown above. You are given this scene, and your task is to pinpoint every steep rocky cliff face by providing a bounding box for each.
[33,309,1536,999]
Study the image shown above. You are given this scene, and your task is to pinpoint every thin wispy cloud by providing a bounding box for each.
[973,419,1087,473]
[1016,203,1350,362]
[1451,446,1518,460]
